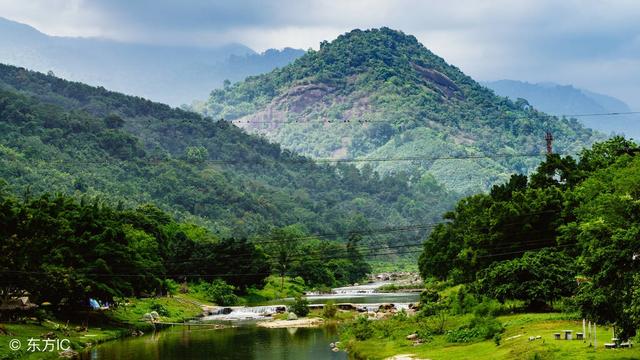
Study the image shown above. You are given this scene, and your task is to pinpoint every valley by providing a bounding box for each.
[1,5,640,359]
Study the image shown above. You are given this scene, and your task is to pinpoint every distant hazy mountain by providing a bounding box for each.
[483,80,639,139]
[0,17,304,105]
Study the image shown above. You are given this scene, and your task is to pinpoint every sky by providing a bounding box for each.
[1,0,639,109]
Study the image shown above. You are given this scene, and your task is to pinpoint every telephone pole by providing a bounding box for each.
[545,131,554,155]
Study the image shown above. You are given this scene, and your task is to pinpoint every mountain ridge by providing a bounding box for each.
[483,79,639,139]
[0,17,305,106]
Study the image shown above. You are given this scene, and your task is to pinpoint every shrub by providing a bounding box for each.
[472,299,509,317]
[445,316,503,343]
[470,315,503,339]
[193,279,239,306]
[494,333,502,346]
[164,279,180,295]
[352,316,374,340]
[323,301,338,318]
[290,296,310,317]
[149,301,170,317]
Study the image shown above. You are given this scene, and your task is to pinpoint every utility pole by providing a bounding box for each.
[545,131,554,155]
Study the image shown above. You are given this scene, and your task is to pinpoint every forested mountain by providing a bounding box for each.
[198,28,601,194]
[0,17,304,106]
[484,80,640,139]
[0,63,455,249]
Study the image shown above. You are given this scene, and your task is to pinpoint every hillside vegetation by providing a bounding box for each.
[340,137,640,358]
[0,63,455,250]
[200,28,600,194]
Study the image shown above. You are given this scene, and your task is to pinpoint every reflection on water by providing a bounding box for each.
[85,325,346,360]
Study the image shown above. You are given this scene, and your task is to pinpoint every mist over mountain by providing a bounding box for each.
[484,79,640,139]
[0,17,304,106]
[199,28,600,194]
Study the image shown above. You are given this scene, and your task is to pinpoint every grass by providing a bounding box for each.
[106,295,204,325]
[0,294,208,360]
[342,313,640,360]
[0,320,122,360]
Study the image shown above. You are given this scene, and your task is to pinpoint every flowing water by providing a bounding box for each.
[85,282,417,359]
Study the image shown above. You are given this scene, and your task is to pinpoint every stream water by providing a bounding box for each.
[84,283,418,359]
[82,326,346,360]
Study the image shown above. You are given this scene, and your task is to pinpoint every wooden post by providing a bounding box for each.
[594,323,597,349]
[583,319,586,342]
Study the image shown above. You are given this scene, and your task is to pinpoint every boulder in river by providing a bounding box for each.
[287,312,298,320]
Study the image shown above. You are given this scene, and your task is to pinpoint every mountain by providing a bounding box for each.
[199,28,600,194]
[0,62,455,248]
[0,17,305,106]
[483,80,640,139]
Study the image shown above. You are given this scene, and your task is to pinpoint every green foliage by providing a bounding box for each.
[149,300,170,317]
[289,296,310,317]
[245,275,306,302]
[201,28,598,194]
[493,332,502,346]
[418,136,640,339]
[0,63,454,263]
[323,301,338,318]
[352,315,374,341]
[192,279,239,306]
[185,146,208,164]
[475,249,577,310]
[446,316,503,343]
[0,190,269,308]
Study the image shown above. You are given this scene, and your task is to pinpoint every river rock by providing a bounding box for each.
[149,311,160,320]
[406,333,418,341]
[59,349,79,359]
[287,312,298,320]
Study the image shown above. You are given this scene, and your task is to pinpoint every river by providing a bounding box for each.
[83,282,419,359]
[82,326,346,360]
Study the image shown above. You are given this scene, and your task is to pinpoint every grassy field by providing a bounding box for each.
[0,295,206,360]
[344,313,640,360]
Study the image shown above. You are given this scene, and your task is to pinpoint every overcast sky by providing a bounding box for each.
[1,0,639,109]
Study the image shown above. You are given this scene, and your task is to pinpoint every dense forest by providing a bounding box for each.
[0,187,371,309]
[418,137,640,339]
[0,63,456,252]
[199,27,600,194]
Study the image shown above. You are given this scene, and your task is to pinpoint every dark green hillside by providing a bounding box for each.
[0,63,455,248]
[201,28,600,194]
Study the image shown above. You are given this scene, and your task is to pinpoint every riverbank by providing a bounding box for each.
[341,313,640,360]
[0,295,208,359]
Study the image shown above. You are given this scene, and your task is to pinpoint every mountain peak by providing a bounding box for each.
[299,27,452,83]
